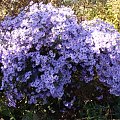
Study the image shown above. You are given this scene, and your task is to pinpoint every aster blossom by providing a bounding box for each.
[0,1,120,108]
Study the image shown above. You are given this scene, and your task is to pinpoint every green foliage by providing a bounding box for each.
[0,99,15,120]
[83,101,112,120]
[22,111,39,120]
[70,0,120,32]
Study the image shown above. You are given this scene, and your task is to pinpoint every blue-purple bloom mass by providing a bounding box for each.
[0,1,120,107]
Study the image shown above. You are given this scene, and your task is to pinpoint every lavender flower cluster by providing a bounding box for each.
[0,1,120,107]
[81,19,120,96]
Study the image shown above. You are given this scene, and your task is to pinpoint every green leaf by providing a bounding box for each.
[22,112,33,120]
[33,113,39,120]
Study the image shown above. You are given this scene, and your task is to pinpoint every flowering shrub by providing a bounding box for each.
[0,1,88,107]
[81,19,120,96]
[0,1,120,109]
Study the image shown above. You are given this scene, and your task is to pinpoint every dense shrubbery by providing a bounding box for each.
[0,0,120,119]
